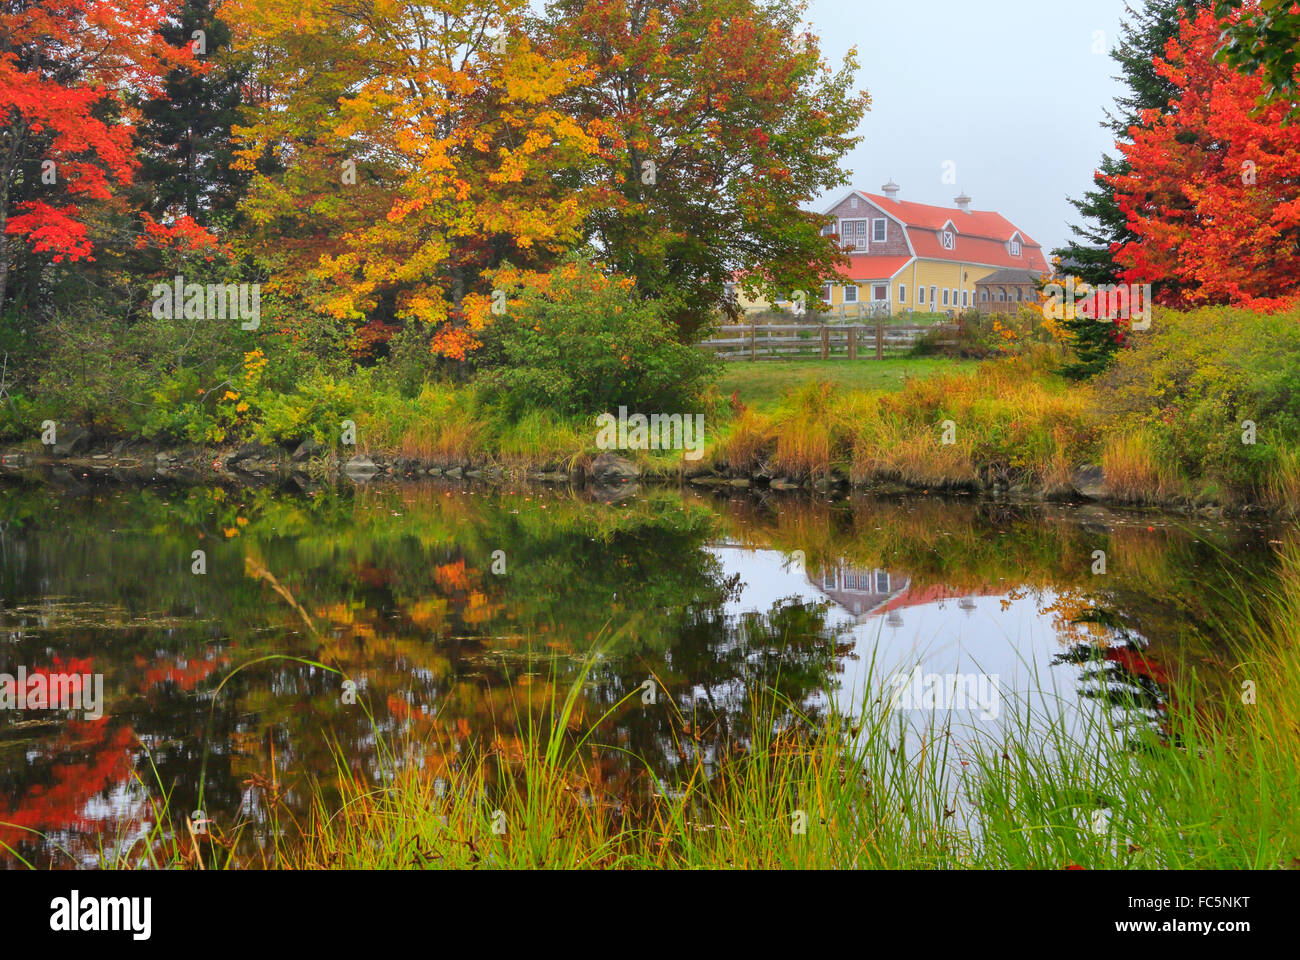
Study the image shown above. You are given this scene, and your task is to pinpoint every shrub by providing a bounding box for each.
[1098,304,1300,499]
[473,259,717,418]
[912,307,1052,360]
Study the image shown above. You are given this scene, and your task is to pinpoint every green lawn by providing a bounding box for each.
[715,356,975,412]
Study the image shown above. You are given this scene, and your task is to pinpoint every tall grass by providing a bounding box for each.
[1101,428,1182,504]
[39,565,1296,870]
[714,356,1095,489]
[269,552,1300,869]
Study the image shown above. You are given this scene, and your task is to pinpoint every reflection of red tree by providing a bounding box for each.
[1,656,95,706]
[1,650,232,859]
[1103,646,1169,687]
[0,718,135,840]
[133,652,228,692]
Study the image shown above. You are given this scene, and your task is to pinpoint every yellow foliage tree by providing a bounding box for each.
[223,0,607,357]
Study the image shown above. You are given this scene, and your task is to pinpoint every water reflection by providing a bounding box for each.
[0,479,1286,867]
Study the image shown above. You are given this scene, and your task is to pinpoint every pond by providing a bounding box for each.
[0,475,1287,867]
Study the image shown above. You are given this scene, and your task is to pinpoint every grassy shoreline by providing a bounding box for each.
[4,350,1295,518]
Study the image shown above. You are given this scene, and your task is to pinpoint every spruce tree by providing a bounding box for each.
[1056,0,1210,283]
[1054,0,1208,378]
[135,0,249,226]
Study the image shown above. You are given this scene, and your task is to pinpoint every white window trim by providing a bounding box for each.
[840,218,869,250]
[897,284,906,303]
[872,218,887,243]
[843,284,858,303]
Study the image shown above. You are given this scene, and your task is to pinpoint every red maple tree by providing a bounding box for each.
[1107,3,1300,311]
[0,0,202,305]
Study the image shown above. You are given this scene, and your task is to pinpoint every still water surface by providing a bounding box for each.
[0,477,1285,866]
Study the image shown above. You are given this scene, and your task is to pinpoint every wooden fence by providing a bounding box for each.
[700,320,957,361]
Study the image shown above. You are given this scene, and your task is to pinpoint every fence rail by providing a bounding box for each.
[700,321,958,361]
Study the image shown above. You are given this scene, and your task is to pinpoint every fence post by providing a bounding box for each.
[848,327,857,361]
[749,324,756,361]
[820,325,829,360]
[875,315,884,359]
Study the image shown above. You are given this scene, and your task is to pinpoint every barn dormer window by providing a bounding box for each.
[1009,239,1021,256]
[941,230,955,250]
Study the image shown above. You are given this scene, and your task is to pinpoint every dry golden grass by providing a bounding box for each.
[1101,429,1180,504]
[721,357,1096,489]
[716,407,774,474]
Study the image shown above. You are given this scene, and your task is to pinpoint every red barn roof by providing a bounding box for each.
[860,193,1038,246]
[835,255,914,281]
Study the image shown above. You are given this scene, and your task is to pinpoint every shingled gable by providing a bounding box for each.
[820,188,1047,274]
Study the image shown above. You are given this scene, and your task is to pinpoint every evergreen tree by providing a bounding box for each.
[135,0,249,226]
[1214,0,1300,123]
[1057,295,1128,381]
[1053,0,1208,379]
[1054,0,1209,286]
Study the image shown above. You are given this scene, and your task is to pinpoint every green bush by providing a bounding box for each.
[257,370,362,447]
[473,259,717,418]
[1098,304,1300,494]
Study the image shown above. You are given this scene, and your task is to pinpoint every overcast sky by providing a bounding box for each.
[804,0,1134,253]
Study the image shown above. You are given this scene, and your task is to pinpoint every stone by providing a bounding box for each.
[343,455,379,478]
[1071,464,1108,500]
[228,442,278,465]
[590,452,640,484]
[291,438,323,462]
[51,424,92,457]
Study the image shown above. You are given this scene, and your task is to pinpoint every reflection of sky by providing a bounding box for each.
[706,545,1152,753]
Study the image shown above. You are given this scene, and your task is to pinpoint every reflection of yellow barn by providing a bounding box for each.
[729,183,1049,317]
